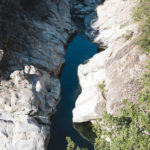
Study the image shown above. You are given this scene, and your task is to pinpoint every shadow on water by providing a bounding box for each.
[73,122,96,145]
[49,34,97,150]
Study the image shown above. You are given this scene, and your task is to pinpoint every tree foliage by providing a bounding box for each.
[66,137,88,150]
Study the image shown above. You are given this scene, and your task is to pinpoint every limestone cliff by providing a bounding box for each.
[73,0,150,123]
[0,0,75,149]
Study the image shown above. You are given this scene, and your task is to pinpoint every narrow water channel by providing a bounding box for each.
[49,34,97,150]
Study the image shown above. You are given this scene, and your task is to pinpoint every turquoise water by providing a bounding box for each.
[49,35,97,150]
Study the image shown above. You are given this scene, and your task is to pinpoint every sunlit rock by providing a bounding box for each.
[0,0,75,149]
[73,0,150,123]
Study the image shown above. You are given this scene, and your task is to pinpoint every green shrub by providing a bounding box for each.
[66,137,75,150]
[92,61,150,150]
[122,30,134,40]
[91,1,150,148]
[66,137,88,150]
[98,81,106,99]
[132,0,150,52]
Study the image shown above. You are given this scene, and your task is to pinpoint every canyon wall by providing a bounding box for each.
[0,0,75,149]
[0,0,149,149]
[73,0,150,123]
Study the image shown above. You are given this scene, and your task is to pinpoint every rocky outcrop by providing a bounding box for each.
[71,0,102,40]
[0,0,75,149]
[73,0,150,123]
[72,0,102,19]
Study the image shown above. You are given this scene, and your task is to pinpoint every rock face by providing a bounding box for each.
[71,0,102,40]
[0,0,75,149]
[73,0,150,123]
[72,0,102,19]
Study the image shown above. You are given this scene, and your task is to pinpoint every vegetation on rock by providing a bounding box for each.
[91,0,150,149]
[122,30,134,40]
[67,0,150,149]
[66,137,88,150]
[98,81,106,99]
[67,61,150,149]
[93,62,150,149]
[133,0,150,52]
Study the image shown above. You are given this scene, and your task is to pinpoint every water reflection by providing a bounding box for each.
[73,122,96,145]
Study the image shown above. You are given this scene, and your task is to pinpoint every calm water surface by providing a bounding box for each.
[49,35,97,150]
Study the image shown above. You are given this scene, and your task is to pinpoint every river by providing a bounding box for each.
[49,34,97,150]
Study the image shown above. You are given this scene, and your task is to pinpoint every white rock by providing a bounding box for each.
[73,50,108,122]
[0,0,75,149]
[92,0,138,46]
[73,0,150,123]
[73,88,106,122]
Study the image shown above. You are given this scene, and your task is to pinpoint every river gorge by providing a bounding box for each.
[0,0,149,150]
[49,34,97,150]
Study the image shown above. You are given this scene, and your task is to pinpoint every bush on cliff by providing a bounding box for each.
[66,62,150,150]
[92,62,150,149]
[91,0,150,148]
[66,137,87,150]
[133,0,150,52]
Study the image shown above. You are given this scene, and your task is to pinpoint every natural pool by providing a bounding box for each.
[49,34,97,150]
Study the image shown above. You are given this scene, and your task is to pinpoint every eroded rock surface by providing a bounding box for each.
[71,0,102,40]
[0,0,75,149]
[73,0,150,123]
